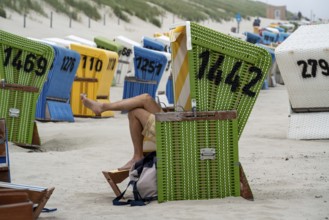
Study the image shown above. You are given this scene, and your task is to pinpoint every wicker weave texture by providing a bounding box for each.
[122,76,157,99]
[187,22,272,138]
[275,24,329,109]
[288,111,329,139]
[156,111,240,202]
[0,30,54,144]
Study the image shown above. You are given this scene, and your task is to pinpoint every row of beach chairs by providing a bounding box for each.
[0,29,176,148]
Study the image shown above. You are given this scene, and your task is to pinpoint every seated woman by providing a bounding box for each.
[80,93,161,170]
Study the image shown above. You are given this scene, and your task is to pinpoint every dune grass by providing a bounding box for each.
[0,0,295,27]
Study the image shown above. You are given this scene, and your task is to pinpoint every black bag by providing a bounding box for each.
[113,152,157,206]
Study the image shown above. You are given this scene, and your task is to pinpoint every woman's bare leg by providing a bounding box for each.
[118,108,151,170]
[80,93,160,170]
[80,93,161,114]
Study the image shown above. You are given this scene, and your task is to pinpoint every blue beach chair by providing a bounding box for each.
[261,31,278,45]
[122,46,168,99]
[244,32,261,44]
[36,44,80,122]
[142,36,167,52]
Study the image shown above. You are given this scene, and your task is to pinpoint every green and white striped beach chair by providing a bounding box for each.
[155,22,271,202]
[0,30,54,147]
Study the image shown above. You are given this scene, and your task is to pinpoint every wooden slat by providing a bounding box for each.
[155,110,237,122]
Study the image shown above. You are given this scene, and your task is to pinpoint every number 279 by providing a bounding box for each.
[297,59,329,78]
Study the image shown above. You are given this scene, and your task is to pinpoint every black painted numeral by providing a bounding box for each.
[319,59,329,76]
[197,50,263,97]
[108,58,117,70]
[298,59,329,78]
[136,56,163,75]
[61,56,76,73]
[82,56,103,72]
[3,46,48,76]
[225,61,241,93]
[243,66,262,97]
[121,48,132,57]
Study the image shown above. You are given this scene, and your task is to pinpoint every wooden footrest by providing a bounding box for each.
[0,182,55,219]
[102,170,129,197]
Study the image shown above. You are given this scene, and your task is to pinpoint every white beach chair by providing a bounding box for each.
[275,24,329,139]
[113,35,141,85]
[64,35,97,48]
[42,37,80,49]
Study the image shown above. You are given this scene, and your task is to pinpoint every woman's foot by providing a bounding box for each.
[118,157,142,171]
[80,94,103,115]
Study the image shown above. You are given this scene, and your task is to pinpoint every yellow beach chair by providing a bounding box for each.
[70,44,118,117]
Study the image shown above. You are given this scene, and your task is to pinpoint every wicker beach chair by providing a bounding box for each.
[42,38,80,49]
[94,36,123,87]
[261,31,278,45]
[153,21,271,202]
[35,44,80,122]
[64,35,97,48]
[114,36,141,86]
[70,44,118,118]
[277,32,290,43]
[256,43,276,88]
[0,30,55,147]
[0,191,33,220]
[170,22,271,137]
[142,36,167,52]
[275,24,329,139]
[141,36,173,105]
[102,23,268,201]
[122,46,169,100]
[0,181,55,219]
[94,36,123,55]
[0,119,10,182]
[245,32,261,44]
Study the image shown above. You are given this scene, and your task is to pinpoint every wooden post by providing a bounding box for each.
[50,11,53,28]
[23,14,26,28]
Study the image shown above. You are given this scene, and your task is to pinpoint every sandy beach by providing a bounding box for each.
[1,6,329,220]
